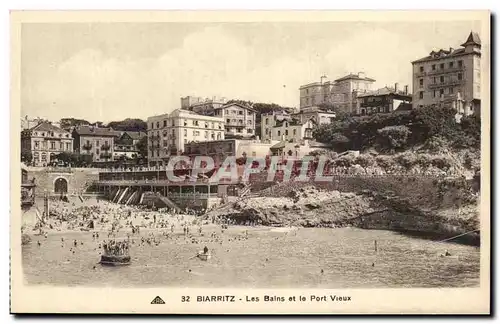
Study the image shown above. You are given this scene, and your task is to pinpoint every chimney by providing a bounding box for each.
[394,83,399,92]
[404,85,408,94]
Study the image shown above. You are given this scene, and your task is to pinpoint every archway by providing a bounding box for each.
[54,177,68,194]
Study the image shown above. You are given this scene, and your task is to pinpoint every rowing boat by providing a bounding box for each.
[197,252,211,261]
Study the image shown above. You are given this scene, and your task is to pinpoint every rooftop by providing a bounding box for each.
[73,125,117,137]
[412,31,481,64]
[357,86,412,98]
[28,122,69,134]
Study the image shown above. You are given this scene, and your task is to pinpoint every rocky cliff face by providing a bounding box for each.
[205,177,480,244]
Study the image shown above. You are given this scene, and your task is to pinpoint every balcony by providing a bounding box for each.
[82,143,92,151]
[101,144,111,151]
[427,65,465,76]
[428,79,465,89]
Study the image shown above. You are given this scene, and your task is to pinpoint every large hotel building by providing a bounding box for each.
[411,31,481,116]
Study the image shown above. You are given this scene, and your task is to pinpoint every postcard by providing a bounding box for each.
[10,10,490,314]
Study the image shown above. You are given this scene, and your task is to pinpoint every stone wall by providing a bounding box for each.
[26,167,100,197]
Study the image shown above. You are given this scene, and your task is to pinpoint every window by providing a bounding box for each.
[105,140,108,146]
[247,120,252,125]
[285,130,289,136]
[449,87,454,94]
[157,151,160,157]
[419,79,423,87]
[247,129,253,134]
[440,63,444,69]
[184,121,187,126]
[163,120,167,127]
[184,129,187,137]
[458,60,463,68]
[238,111,243,115]
[96,149,100,155]
[156,122,159,128]
[439,89,444,96]
[277,131,281,137]
[96,140,100,146]
[204,131,208,138]
[433,77,437,84]
[432,64,436,71]
[293,129,297,136]
[59,142,63,150]
[151,123,154,129]
[265,129,269,135]
[50,141,55,149]
[265,118,269,125]
[433,90,437,98]
[226,119,230,123]
[440,76,444,83]
[419,66,424,73]
[205,122,208,128]
[65,143,70,151]
[449,61,454,68]
[34,141,39,148]
[194,121,199,126]
[419,91,423,99]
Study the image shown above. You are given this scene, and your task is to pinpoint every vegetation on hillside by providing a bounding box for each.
[313,106,480,153]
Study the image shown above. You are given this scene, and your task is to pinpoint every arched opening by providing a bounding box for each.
[54,177,68,194]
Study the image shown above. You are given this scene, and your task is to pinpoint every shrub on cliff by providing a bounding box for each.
[376,125,412,152]
[395,152,417,170]
[375,155,395,170]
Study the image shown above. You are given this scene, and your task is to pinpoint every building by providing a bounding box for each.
[261,110,292,141]
[213,102,257,138]
[270,139,331,158]
[356,84,412,115]
[113,131,146,160]
[270,118,316,143]
[184,138,273,164]
[292,106,336,125]
[21,122,73,166]
[72,125,116,163]
[411,31,481,116]
[299,72,376,113]
[181,96,228,116]
[147,109,225,167]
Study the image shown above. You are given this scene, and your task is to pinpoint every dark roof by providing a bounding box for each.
[412,48,467,64]
[73,125,117,137]
[124,131,147,140]
[29,122,68,133]
[461,31,481,46]
[357,86,412,98]
[216,102,257,113]
[334,73,376,82]
[412,32,481,64]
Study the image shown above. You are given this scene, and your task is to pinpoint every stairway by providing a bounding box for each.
[155,193,182,213]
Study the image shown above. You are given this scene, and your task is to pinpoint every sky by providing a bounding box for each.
[21,20,481,123]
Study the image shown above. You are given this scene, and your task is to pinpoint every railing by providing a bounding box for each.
[427,65,465,76]
[96,178,236,185]
[428,79,465,89]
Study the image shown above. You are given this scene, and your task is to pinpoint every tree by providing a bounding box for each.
[136,136,148,159]
[106,118,147,132]
[59,118,90,130]
[21,149,32,165]
[376,125,412,152]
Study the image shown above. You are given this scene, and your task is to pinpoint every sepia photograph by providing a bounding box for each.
[10,10,490,314]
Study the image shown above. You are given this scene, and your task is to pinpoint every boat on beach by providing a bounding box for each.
[99,239,131,266]
[100,254,131,266]
[196,252,211,261]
